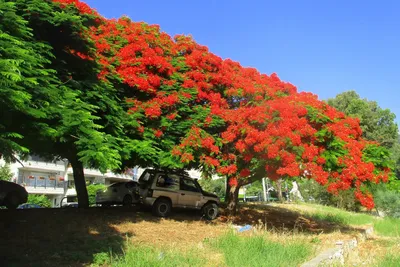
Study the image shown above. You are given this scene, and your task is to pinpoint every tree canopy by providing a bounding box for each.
[327,90,400,192]
[0,0,393,211]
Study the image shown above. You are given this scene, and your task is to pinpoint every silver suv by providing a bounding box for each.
[96,181,140,206]
[138,169,220,220]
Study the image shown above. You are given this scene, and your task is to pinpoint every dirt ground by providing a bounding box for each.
[0,204,368,267]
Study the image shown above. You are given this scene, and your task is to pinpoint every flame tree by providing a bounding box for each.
[3,0,392,211]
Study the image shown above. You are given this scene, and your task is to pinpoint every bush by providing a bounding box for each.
[0,164,13,181]
[87,184,106,206]
[374,189,400,218]
[27,194,52,208]
[299,179,361,211]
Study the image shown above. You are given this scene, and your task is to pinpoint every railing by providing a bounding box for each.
[18,175,65,189]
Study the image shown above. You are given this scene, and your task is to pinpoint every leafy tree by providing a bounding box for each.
[27,194,52,208]
[69,0,391,214]
[2,0,130,208]
[198,178,225,199]
[87,184,106,206]
[327,91,398,147]
[0,164,13,181]
[245,181,263,197]
[4,0,392,214]
[327,91,400,192]
[0,0,58,162]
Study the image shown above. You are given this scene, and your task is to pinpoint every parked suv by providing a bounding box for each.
[96,181,140,206]
[138,169,220,220]
[0,181,28,209]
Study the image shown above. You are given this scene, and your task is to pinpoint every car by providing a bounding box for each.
[96,181,140,207]
[138,169,220,220]
[60,195,79,208]
[0,180,28,209]
[18,203,41,209]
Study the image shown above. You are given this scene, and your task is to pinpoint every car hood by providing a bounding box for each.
[202,191,218,199]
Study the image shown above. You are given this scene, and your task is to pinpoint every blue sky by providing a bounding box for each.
[85,0,400,123]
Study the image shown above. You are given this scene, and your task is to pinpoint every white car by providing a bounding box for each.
[96,181,139,206]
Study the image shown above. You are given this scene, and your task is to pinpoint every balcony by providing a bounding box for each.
[18,175,66,195]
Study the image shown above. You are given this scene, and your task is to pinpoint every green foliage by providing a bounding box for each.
[245,180,263,196]
[327,91,399,148]
[198,177,225,198]
[212,232,313,267]
[0,164,13,181]
[374,189,400,218]
[299,179,360,211]
[27,194,52,208]
[0,0,57,160]
[87,184,106,206]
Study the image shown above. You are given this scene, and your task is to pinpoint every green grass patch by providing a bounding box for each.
[111,245,202,267]
[106,233,314,267]
[211,232,313,267]
[298,203,400,237]
[307,206,373,225]
[376,253,400,267]
[374,218,400,237]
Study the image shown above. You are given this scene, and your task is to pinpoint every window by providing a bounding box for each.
[180,178,200,193]
[156,174,179,190]
[125,182,137,189]
[140,171,154,183]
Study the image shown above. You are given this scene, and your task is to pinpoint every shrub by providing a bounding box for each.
[0,164,13,181]
[27,194,52,208]
[374,189,400,218]
[87,184,106,206]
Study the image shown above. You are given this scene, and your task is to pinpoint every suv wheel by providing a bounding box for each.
[122,195,132,206]
[6,193,20,209]
[202,203,219,220]
[152,198,171,217]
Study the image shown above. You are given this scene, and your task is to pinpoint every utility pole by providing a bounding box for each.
[262,178,267,202]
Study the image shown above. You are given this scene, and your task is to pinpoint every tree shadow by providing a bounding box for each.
[217,203,368,235]
[0,206,210,267]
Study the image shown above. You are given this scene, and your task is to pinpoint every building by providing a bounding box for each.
[2,155,137,207]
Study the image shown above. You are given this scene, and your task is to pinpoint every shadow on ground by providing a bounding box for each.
[218,203,365,234]
[0,206,153,267]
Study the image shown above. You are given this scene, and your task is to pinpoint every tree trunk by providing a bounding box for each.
[276,179,283,202]
[225,177,231,203]
[70,158,89,208]
[226,183,241,216]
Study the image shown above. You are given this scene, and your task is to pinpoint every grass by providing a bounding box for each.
[283,203,400,237]
[102,232,314,267]
[211,232,313,267]
[375,253,400,267]
[110,245,203,267]
[374,218,400,237]
[305,205,374,225]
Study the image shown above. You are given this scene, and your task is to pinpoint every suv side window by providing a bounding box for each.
[180,178,200,193]
[155,174,179,190]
